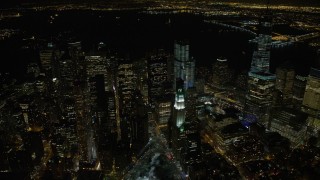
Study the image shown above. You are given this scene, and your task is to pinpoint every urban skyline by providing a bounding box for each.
[1,0,320,179]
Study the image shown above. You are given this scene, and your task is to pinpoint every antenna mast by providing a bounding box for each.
[266,0,270,14]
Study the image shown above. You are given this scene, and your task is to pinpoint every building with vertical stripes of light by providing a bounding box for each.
[174,40,195,90]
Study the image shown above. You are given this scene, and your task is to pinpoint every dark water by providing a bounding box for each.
[0,10,317,79]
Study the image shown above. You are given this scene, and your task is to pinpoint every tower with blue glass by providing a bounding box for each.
[244,6,276,127]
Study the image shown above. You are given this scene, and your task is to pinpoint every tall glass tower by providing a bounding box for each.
[174,40,195,90]
[244,9,276,127]
[250,11,272,73]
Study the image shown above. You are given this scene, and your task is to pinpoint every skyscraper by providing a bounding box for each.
[244,12,276,126]
[106,91,117,136]
[245,72,275,126]
[148,51,169,103]
[67,41,85,83]
[117,60,137,143]
[180,119,201,174]
[59,56,75,91]
[275,64,295,106]
[249,29,272,73]
[249,11,272,74]
[302,68,320,112]
[117,62,137,113]
[292,75,307,109]
[85,54,108,91]
[211,58,233,89]
[62,98,78,150]
[156,97,172,126]
[269,108,308,147]
[134,58,148,104]
[302,68,320,136]
[185,87,197,120]
[174,79,186,128]
[39,43,61,78]
[174,40,195,90]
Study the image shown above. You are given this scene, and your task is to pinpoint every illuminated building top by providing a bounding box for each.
[174,88,185,110]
